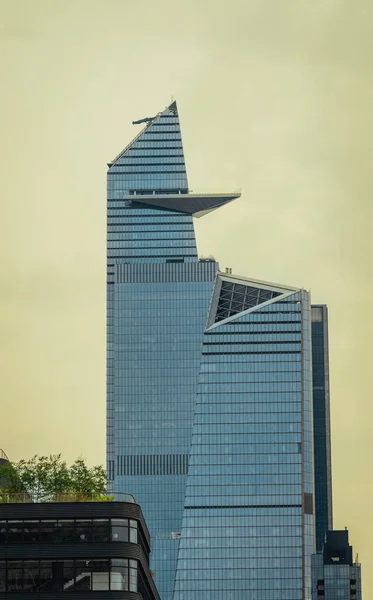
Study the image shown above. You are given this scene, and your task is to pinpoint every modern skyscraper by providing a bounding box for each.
[173,274,314,600]
[107,100,315,599]
[311,305,333,552]
[106,101,240,599]
[311,530,362,600]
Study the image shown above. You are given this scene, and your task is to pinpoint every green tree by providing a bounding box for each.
[0,454,109,502]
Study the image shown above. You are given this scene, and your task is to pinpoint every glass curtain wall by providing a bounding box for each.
[173,284,315,600]
[107,102,217,599]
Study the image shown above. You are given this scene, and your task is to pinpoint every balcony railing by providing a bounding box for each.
[0,491,136,504]
[0,449,9,462]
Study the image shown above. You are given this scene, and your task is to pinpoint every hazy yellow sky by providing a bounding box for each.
[0,0,372,592]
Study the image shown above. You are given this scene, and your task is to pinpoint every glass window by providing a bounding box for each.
[92,519,110,543]
[0,561,5,592]
[130,520,138,543]
[40,520,56,542]
[111,518,129,542]
[39,560,53,591]
[62,560,74,591]
[91,559,110,591]
[76,520,92,542]
[57,519,75,542]
[129,560,137,592]
[0,522,6,544]
[111,559,128,591]
[23,520,40,543]
[7,561,23,591]
[7,520,23,543]
[74,560,91,590]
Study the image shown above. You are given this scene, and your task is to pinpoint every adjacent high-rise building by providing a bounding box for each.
[311,306,333,552]
[173,274,315,600]
[106,101,315,599]
[311,530,362,600]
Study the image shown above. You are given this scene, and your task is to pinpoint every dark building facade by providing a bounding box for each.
[311,530,362,599]
[311,306,333,552]
[0,500,159,599]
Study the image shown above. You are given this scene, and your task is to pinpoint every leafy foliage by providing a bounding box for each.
[0,454,109,502]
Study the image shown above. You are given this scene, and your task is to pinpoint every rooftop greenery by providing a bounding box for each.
[0,454,111,503]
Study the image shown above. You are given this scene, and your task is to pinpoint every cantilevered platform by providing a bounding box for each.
[124,191,241,218]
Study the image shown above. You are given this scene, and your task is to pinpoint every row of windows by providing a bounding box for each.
[143,123,181,131]
[189,465,302,476]
[115,158,185,165]
[204,335,302,344]
[107,224,194,232]
[198,373,302,384]
[108,232,195,241]
[136,134,182,141]
[122,145,183,153]
[108,240,194,249]
[188,442,302,454]
[197,382,302,393]
[116,453,189,476]
[201,350,301,356]
[0,518,142,548]
[108,249,197,258]
[108,168,187,175]
[0,558,139,593]
[200,363,302,374]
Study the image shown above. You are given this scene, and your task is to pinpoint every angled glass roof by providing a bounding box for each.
[206,273,301,329]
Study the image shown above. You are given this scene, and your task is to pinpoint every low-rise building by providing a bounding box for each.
[0,494,159,599]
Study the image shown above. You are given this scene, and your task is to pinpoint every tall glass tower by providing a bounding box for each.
[106,101,239,599]
[107,100,315,599]
[173,274,315,600]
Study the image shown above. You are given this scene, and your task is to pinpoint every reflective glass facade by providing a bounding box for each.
[311,306,333,552]
[173,279,315,600]
[107,101,315,599]
[107,102,219,599]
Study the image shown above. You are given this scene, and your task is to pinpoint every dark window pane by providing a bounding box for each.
[76,520,92,542]
[0,522,6,544]
[7,561,23,591]
[62,560,75,591]
[23,520,40,542]
[23,560,39,591]
[92,519,110,542]
[7,520,23,543]
[57,519,75,542]
[75,560,92,590]
[0,561,6,592]
[39,560,53,591]
[40,520,57,542]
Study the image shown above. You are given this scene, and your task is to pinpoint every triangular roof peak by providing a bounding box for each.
[108,100,180,168]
